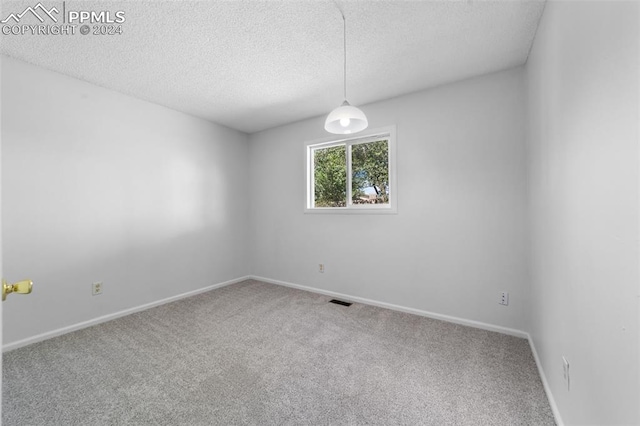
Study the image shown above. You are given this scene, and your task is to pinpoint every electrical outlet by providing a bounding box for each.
[562,356,570,391]
[319,264,325,273]
[92,282,103,296]
[499,291,509,306]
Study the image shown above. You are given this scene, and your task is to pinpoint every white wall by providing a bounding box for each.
[249,67,529,332]
[526,1,640,424]
[1,56,250,345]
[0,56,4,418]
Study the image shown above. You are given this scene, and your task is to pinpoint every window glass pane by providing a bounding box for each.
[314,144,347,207]
[351,140,389,205]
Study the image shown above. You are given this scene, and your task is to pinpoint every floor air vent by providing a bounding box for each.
[329,299,352,307]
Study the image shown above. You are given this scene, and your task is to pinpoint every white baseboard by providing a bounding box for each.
[527,334,564,426]
[249,275,528,339]
[2,275,251,352]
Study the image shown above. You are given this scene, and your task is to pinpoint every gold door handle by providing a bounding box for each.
[2,279,33,301]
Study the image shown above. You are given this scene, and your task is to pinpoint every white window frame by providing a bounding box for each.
[304,125,397,214]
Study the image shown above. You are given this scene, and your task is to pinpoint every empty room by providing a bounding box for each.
[1,0,638,424]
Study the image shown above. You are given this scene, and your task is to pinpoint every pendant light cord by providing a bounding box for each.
[334,1,347,101]
[342,10,347,101]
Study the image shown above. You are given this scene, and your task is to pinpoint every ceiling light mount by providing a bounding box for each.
[324,6,368,135]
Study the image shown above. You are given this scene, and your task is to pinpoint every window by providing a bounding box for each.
[305,126,397,213]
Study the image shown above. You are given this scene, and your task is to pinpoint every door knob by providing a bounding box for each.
[2,279,33,301]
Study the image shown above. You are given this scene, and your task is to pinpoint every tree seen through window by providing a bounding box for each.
[313,139,389,207]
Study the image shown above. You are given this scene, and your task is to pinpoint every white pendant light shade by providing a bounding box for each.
[324,100,368,134]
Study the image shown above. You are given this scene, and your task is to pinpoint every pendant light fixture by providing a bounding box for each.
[324,7,368,134]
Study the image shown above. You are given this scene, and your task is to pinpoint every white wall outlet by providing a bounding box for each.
[499,291,509,305]
[562,356,570,391]
[319,264,325,273]
[92,282,103,296]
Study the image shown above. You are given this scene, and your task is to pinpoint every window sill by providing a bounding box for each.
[304,206,397,215]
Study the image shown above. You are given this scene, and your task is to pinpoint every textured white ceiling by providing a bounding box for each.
[1,0,545,133]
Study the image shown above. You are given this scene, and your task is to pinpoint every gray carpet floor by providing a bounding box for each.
[3,279,555,425]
